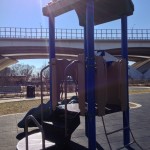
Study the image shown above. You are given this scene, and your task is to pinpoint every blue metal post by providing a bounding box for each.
[49,15,55,110]
[84,26,87,56]
[121,16,130,146]
[84,26,88,137]
[86,0,96,149]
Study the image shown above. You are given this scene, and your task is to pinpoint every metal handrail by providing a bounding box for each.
[24,65,49,150]
[25,115,45,150]
[0,27,150,40]
[40,64,50,126]
[64,60,79,136]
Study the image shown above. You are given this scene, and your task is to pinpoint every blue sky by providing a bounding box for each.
[0,0,149,69]
[1,0,149,29]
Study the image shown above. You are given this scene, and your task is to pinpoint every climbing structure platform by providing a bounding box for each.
[43,0,134,26]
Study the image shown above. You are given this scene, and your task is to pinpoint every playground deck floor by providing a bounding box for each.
[0,93,150,150]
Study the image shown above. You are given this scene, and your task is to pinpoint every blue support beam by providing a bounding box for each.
[85,0,96,149]
[84,26,89,137]
[121,16,130,146]
[49,15,55,110]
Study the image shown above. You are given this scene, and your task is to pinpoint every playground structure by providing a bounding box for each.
[16,0,145,150]
[51,54,127,116]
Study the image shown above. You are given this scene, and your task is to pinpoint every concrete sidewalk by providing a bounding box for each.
[0,93,75,104]
[0,93,150,150]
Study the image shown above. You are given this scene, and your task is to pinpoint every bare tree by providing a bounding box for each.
[10,64,35,82]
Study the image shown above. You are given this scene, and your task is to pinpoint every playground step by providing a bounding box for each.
[43,108,80,144]
[17,106,80,149]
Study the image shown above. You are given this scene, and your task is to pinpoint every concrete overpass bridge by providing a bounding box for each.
[0,27,150,76]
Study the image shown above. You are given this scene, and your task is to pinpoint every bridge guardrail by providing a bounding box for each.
[0,27,150,40]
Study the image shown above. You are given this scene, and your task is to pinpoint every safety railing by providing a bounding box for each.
[25,115,45,150]
[0,27,150,40]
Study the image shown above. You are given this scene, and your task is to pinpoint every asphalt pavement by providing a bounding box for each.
[0,92,150,150]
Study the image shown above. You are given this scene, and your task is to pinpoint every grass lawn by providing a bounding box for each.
[129,88,150,95]
[0,88,149,116]
[0,99,49,116]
